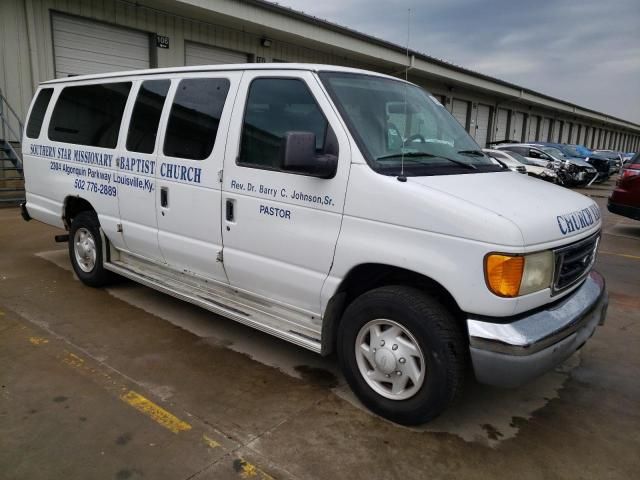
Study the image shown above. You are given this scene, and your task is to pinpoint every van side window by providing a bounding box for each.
[48,82,131,148]
[163,78,230,160]
[126,80,170,154]
[26,88,54,139]
[238,78,331,170]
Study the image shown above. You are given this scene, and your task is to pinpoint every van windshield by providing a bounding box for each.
[320,72,502,176]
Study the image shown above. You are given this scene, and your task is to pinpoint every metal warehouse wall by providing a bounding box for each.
[0,0,34,140]
[1,0,639,150]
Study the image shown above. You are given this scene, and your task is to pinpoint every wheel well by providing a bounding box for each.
[63,196,96,229]
[321,264,465,356]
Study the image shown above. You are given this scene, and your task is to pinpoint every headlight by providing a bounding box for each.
[484,250,554,297]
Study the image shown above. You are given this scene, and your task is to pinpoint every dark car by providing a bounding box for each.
[608,153,640,220]
[537,143,610,181]
[573,145,614,178]
[593,150,623,173]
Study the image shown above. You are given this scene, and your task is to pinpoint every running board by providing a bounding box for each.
[104,259,322,354]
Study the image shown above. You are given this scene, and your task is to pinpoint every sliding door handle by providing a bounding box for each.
[160,187,169,207]
[226,199,234,221]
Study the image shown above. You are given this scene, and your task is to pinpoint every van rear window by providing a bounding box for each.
[48,82,131,148]
[26,88,54,139]
[163,78,230,160]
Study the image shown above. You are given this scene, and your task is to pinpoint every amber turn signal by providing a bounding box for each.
[485,254,525,297]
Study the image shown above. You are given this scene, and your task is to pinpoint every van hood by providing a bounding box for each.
[408,172,601,246]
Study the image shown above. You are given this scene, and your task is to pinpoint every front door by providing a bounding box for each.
[154,73,241,283]
[220,71,350,315]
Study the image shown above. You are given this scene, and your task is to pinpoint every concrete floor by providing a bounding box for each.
[1,179,639,479]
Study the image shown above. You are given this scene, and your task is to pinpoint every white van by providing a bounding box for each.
[21,64,608,425]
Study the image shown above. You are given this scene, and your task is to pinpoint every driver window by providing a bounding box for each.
[238,78,334,170]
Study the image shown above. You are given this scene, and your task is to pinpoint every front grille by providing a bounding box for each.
[552,232,599,294]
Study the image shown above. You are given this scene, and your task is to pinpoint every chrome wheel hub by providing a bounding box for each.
[74,227,97,273]
[355,319,426,400]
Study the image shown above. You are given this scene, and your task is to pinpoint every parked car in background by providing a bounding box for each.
[536,143,610,182]
[482,148,527,174]
[495,144,556,168]
[487,147,557,182]
[593,150,623,173]
[608,153,640,220]
[573,145,613,178]
[536,145,600,186]
[496,143,596,186]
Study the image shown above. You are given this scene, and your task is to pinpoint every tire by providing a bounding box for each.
[68,211,113,287]
[337,286,466,425]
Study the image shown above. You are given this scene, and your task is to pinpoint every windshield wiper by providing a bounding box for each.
[376,152,477,170]
[457,149,485,156]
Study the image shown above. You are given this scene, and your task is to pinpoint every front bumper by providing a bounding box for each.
[467,271,608,388]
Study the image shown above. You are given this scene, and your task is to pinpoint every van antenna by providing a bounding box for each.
[398,7,411,182]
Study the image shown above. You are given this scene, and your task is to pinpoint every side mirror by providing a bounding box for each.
[281,131,337,179]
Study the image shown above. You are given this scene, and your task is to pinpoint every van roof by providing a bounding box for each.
[40,63,401,85]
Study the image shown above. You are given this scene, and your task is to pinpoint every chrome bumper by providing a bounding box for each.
[467,270,608,388]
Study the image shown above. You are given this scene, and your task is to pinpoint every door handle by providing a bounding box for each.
[160,187,168,208]
[226,199,234,221]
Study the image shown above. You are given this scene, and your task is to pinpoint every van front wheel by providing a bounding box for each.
[338,286,466,425]
[68,211,112,287]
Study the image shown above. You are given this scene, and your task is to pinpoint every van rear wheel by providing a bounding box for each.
[68,211,113,287]
[338,286,466,425]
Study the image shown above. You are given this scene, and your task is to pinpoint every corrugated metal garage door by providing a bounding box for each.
[511,112,524,141]
[561,122,570,143]
[495,109,508,142]
[527,115,539,141]
[569,123,578,144]
[474,104,491,147]
[452,99,469,130]
[540,118,551,142]
[551,121,560,142]
[584,127,592,148]
[185,41,248,66]
[52,14,150,77]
